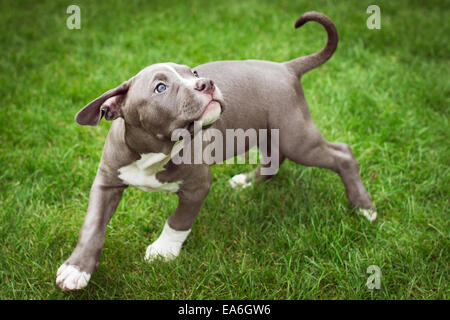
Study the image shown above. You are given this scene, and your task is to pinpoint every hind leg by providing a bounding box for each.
[229,151,286,189]
[281,121,376,221]
[229,133,286,189]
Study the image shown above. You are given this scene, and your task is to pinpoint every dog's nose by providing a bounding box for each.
[195,79,215,94]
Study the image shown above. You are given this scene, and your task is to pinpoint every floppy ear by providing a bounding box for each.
[75,80,131,126]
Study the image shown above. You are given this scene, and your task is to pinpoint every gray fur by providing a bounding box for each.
[57,12,375,291]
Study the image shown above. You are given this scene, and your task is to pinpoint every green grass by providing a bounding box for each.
[0,0,448,299]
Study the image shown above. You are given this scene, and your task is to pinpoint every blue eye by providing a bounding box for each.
[155,83,166,93]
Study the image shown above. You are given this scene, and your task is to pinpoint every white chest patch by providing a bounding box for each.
[118,141,184,193]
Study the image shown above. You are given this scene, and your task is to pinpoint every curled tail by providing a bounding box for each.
[285,11,338,77]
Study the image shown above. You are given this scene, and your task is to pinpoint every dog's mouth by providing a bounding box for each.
[199,100,222,125]
[186,100,223,133]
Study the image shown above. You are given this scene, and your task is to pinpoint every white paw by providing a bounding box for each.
[359,208,377,223]
[145,240,181,262]
[144,221,191,262]
[56,263,91,291]
[229,173,252,189]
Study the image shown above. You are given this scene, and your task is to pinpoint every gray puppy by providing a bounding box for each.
[56,11,376,291]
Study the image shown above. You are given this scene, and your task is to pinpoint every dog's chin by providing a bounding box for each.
[198,100,222,126]
[186,101,222,134]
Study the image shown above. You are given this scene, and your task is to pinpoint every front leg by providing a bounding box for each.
[145,165,212,262]
[56,171,126,291]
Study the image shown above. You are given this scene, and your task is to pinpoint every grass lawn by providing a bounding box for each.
[0,0,448,299]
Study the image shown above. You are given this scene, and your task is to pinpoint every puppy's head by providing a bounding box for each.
[75,63,223,139]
